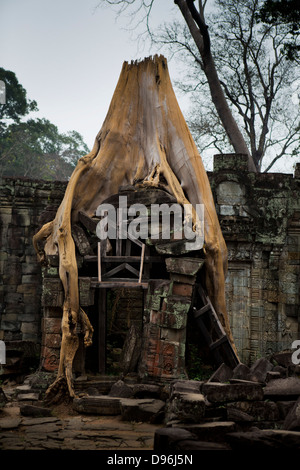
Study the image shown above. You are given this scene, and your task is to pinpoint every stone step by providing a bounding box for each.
[73,396,121,415]
[202,381,264,403]
[73,395,166,423]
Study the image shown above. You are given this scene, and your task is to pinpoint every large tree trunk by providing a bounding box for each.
[175,0,257,172]
[33,55,237,401]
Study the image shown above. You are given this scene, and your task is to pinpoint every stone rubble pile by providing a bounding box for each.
[1,351,300,450]
[156,353,300,450]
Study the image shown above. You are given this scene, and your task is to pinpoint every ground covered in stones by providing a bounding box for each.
[1,352,300,451]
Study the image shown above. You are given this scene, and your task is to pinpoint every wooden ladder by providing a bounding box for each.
[192,283,239,369]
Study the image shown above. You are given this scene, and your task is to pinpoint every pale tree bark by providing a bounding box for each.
[33,55,238,402]
[175,0,257,172]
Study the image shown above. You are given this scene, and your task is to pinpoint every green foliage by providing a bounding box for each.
[0,67,38,122]
[0,68,89,180]
[186,344,214,381]
[258,0,300,61]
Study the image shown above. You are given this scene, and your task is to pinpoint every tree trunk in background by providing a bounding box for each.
[175,0,257,172]
[33,55,237,401]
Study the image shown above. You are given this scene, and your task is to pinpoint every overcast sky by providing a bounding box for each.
[0,0,184,150]
[1,0,298,173]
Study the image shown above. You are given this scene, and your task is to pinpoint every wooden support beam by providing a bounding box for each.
[98,242,101,282]
[139,243,145,284]
[98,289,106,374]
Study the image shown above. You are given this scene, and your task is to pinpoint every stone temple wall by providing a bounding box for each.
[0,177,66,374]
[0,154,299,372]
[209,154,300,363]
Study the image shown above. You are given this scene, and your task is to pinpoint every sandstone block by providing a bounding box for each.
[73,396,121,415]
[120,398,165,423]
[202,381,264,403]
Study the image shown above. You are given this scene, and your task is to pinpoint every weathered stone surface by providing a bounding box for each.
[248,357,273,383]
[119,324,142,375]
[154,427,198,451]
[108,380,133,398]
[20,404,53,418]
[270,351,294,368]
[165,258,204,276]
[0,418,21,429]
[176,439,230,450]
[264,377,300,398]
[202,381,264,403]
[72,396,121,415]
[170,379,203,395]
[120,398,165,423]
[167,392,206,423]
[208,363,233,383]
[283,397,300,431]
[232,363,251,380]
[132,383,161,399]
[0,387,7,409]
[178,421,236,441]
[227,429,300,449]
[17,393,40,401]
[266,371,282,382]
[227,400,280,422]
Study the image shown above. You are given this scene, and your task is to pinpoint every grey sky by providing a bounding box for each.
[1,1,298,173]
[0,0,182,150]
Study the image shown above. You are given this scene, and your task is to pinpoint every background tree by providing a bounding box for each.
[159,0,300,171]
[0,68,89,180]
[99,0,300,172]
[0,67,38,124]
[258,0,300,62]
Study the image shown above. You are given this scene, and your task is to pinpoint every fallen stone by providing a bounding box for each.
[202,381,264,403]
[0,418,21,429]
[208,363,233,383]
[270,351,294,368]
[108,380,133,398]
[21,417,60,426]
[72,396,121,415]
[248,357,273,383]
[0,387,7,408]
[232,363,251,381]
[227,400,280,422]
[132,383,161,399]
[283,397,300,431]
[266,371,281,382]
[120,398,165,423]
[20,404,53,418]
[277,401,296,420]
[264,377,300,398]
[170,380,203,396]
[177,421,236,442]
[273,365,287,377]
[167,392,205,423]
[17,392,40,401]
[176,439,230,450]
[154,427,198,452]
[15,384,32,393]
[227,429,300,449]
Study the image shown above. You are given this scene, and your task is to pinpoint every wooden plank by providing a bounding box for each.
[139,243,145,283]
[192,282,240,368]
[98,289,106,374]
[193,303,211,319]
[91,279,148,289]
[84,255,163,263]
[209,335,228,351]
[98,242,101,282]
[78,211,99,233]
